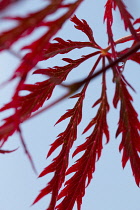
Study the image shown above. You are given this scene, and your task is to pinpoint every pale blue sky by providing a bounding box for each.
[0,0,140,210]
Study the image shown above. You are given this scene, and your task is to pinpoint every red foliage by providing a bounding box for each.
[0,0,21,11]
[113,72,140,186]
[0,0,140,210]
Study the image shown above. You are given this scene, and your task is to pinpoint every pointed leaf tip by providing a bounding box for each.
[0,147,18,154]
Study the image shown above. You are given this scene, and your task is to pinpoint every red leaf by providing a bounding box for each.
[104,0,116,26]
[55,109,74,125]
[0,3,59,51]
[133,18,140,25]
[71,15,100,48]
[92,98,101,107]
[115,0,133,30]
[34,85,85,209]
[43,38,94,59]
[0,0,20,11]
[0,148,18,154]
[113,74,140,186]
[56,70,109,210]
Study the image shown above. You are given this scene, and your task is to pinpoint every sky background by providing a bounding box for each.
[0,0,140,210]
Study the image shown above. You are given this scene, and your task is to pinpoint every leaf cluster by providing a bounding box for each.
[0,0,140,210]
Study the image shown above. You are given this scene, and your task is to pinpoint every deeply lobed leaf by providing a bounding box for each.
[113,73,140,186]
[56,69,109,210]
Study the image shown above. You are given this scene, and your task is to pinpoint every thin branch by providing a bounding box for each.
[18,127,37,174]
[72,41,140,88]
[104,32,140,51]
